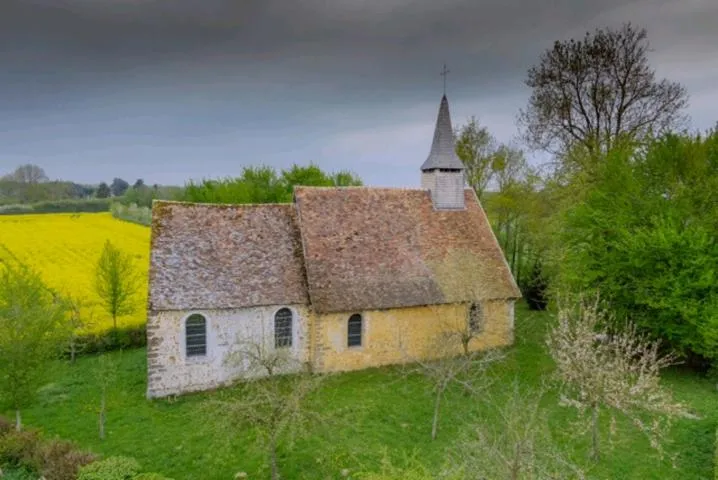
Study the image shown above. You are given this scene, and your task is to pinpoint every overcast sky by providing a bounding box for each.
[1,0,716,187]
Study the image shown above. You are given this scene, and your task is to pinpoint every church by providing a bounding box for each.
[145,94,521,398]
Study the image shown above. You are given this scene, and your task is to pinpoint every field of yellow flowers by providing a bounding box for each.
[0,212,150,332]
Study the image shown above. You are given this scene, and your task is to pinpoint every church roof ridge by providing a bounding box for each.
[420,94,464,171]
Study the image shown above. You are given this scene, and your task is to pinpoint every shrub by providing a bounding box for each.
[0,199,111,215]
[0,416,12,435]
[0,429,41,471]
[35,438,96,480]
[110,203,152,226]
[715,427,718,480]
[64,324,147,359]
[77,456,142,480]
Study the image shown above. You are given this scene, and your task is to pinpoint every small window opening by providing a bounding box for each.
[186,313,207,357]
[274,308,293,348]
[348,314,363,347]
[468,303,483,334]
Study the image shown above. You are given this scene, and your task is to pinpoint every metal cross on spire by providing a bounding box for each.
[440,63,450,96]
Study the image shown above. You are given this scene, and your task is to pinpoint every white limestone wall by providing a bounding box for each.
[146,304,311,398]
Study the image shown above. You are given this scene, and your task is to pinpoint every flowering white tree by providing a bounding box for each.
[546,293,695,462]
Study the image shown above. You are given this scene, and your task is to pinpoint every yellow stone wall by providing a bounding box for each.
[312,300,515,373]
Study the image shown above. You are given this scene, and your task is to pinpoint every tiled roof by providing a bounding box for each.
[148,201,309,311]
[420,95,465,171]
[294,187,521,314]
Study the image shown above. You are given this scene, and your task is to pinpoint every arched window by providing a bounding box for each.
[185,313,207,357]
[274,308,293,348]
[468,303,483,334]
[347,314,362,347]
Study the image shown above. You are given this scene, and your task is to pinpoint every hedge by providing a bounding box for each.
[110,202,151,226]
[0,199,111,215]
[67,324,147,359]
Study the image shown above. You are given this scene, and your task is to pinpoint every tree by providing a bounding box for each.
[96,182,111,199]
[546,293,694,462]
[2,164,48,184]
[450,381,585,479]
[94,240,140,331]
[519,23,688,162]
[454,117,497,200]
[65,296,94,363]
[0,263,69,430]
[205,339,324,480]
[110,178,130,197]
[133,179,145,189]
[94,353,117,440]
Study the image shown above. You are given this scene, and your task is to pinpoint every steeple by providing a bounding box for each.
[421,95,464,171]
[421,94,466,210]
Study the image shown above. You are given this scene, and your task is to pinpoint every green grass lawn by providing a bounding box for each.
[11,304,718,479]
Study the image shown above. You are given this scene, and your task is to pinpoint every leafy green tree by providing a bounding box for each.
[0,264,70,430]
[96,182,111,199]
[110,178,130,197]
[454,117,497,201]
[94,240,140,331]
[551,130,718,364]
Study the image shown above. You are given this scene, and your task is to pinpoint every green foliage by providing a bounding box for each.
[0,429,41,470]
[94,240,140,331]
[68,324,147,357]
[0,199,111,215]
[715,428,718,480]
[96,183,111,199]
[553,131,718,364]
[110,203,151,226]
[77,456,142,480]
[117,185,183,209]
[180,164,362,205]
[0,265,71,423]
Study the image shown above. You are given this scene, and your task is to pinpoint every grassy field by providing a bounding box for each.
[11,304,717,480]
[0,212,150,332]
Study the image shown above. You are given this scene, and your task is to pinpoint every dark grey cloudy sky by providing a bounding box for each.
[1,0,716,187]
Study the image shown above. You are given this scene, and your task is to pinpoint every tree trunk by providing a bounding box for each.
[70,337,77,364]
[15,409,21,431]
[510,442,521,480]
[431,383,445,441]
[269,433,279,480]
[591,403,600,462]
[99,392,106,440]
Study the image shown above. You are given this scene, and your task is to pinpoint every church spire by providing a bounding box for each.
[421,94,464,171]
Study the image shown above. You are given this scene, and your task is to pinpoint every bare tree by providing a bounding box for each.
[450,380,585,480]
[519,23,688,161]
[94,240,140,331]
[546,293,695,462]
[94,354,117,440]
[205,339,324,480]
[2,164,49,184]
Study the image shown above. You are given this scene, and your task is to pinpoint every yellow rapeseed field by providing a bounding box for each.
[0,212,150,332]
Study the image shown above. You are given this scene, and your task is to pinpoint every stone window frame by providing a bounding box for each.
[274,307,294,349]
[468,302,483,335]
[183,312,209,361]
[347,313,363,348]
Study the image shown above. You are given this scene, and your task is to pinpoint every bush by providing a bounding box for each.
[0,416,12,435]
[110,203,152,226]
[0,199,111,215]
[35,438,96,480]
[77,456,142,480]
[0,429,41,471]
[66,324,147,359]
[715,428,718,480]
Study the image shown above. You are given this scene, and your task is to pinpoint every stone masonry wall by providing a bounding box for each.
[313,300,514,373]
[147,304,311,398]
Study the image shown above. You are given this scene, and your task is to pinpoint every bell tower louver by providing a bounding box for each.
[421,94,466,209]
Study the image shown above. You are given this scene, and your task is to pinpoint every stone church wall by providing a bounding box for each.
[313,300,515,373]
[146,304,311,398]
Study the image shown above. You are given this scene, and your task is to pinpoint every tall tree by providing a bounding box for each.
[0,264,69,430]
[519,23,688,162]
[2,164,48,184]
[96,182,111,198]
[454,117,497,200]
[110,178,130,197]
[94,240,140,331]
